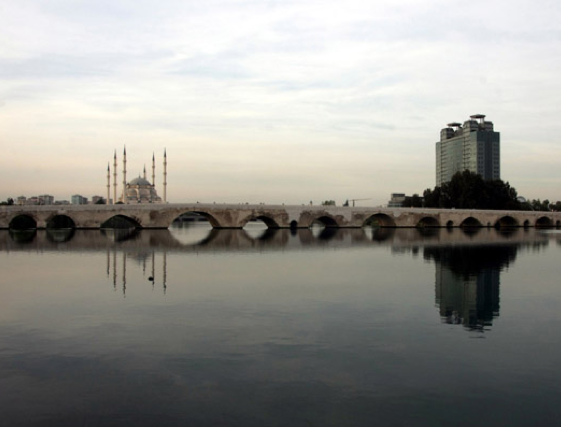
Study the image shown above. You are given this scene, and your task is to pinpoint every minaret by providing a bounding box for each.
[143,164,146,180]
[106,163,110,204]
[152,153,156,187]
[113,150,117,205]
[163,149,167,203]
[151,153,156,203]
[122,146,127,204]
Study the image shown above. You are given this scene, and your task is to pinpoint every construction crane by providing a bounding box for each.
[343,198,371,207]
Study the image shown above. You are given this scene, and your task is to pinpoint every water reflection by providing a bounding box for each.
[100,227,140,242]
[2,226,561,426]
[8,229,36,243]
[105,242,168,297]
[46,227,75,243]
[1,226,554,317]
[425,245,509,331]
[424,237,547,332]
[3,224,552,252]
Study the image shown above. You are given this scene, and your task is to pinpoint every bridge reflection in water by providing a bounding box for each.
[1,225,555,330]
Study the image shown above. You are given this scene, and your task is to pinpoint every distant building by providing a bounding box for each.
[71,195,88,205]
[387,193,423,208]
[91,196,106,204]
[38,195,54,205]
[388,193,406,207]
[16,195,63,205]
[436,114,500,186]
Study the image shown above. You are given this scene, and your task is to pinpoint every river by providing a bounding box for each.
[1,224,560,426]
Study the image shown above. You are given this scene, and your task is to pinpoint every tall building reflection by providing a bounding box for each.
[424,245,517,331]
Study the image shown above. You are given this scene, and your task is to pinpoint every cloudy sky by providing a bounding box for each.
[1,0,560,205]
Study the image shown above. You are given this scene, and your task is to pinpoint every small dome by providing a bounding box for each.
[129,177,152,186]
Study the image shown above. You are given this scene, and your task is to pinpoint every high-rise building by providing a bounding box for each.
[435,114,500,186]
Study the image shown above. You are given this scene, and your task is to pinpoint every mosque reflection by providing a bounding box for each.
[106,245,168,297]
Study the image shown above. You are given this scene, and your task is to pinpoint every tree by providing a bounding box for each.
[529,199,551,211]
[423,187,443,208]
[401,194,423,207]
[423,171,521,210]
[322,200,336,206]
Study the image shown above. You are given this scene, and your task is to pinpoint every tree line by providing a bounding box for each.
[401,171,560,211]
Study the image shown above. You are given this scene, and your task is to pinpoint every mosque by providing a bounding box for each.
[106,148,167,204]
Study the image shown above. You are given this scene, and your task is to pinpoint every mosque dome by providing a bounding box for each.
[124,175,162,203]
[129,176,152,186]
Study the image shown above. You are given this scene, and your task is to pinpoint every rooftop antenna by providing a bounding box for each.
[470,114,486,124]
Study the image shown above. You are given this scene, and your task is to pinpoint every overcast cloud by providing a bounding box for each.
[1,0,560,205]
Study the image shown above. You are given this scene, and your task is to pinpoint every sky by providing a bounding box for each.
[1,0,560,206]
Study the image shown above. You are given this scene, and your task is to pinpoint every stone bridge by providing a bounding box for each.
[1,203,560,229]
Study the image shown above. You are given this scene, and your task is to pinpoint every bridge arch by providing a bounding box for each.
[101,214,142,229]
[9,214,37,230]
[536,216,553,228]
[446,220,454,228]
[363,213,396,228]
[523,219,530,228]
[556,220,560,228]
[494,216,519,229]
[46,214,76,229]
[171,211,221,228]
[460,216,482,228]
[416,216,440,228]
[240,215,280,229]
[311,215,339,228]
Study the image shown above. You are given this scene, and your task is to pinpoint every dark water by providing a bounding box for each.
[1,224,561,426]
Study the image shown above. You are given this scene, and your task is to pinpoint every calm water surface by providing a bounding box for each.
[1,224,561,426]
